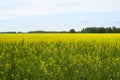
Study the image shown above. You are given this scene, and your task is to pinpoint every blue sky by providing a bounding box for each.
[0,0,120,32]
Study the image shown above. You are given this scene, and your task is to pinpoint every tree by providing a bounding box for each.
[98,27,105,33]
[112,26,119,33]
[106,27,112,33]
[69,29,76,33]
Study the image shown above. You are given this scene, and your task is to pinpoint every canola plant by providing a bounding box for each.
[0,34,120,80]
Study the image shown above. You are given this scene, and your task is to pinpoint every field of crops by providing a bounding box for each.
[0,34,120,80]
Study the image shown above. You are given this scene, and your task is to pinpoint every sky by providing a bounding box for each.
[0,0,120,32]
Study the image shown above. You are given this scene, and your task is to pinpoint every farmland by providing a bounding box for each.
[0,34,120,80]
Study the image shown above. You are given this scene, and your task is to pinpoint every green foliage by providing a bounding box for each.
[81,26,120,33]
[28,31,68,33]
[0,32,17,34]
[1,26,120,34]
[0,38,120,80]
[69,29,76,33]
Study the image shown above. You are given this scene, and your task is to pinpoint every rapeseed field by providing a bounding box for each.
[0,34,120,80]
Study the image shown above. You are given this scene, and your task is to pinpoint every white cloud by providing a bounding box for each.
[0,0,5,6]
[0,0,120,20]
[31,0,73,4]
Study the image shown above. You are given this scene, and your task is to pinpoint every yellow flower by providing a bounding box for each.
[5,64,10,68]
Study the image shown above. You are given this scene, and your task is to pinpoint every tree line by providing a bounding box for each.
[80,26,120,33]
[0,26,120,33]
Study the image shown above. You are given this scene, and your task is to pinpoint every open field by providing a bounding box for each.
[0,34,120,80]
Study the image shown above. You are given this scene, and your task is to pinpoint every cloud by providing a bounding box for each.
[0,0,120,20]
[114,21,120,24]
[31,0,74,4]
[81,20,92,23]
